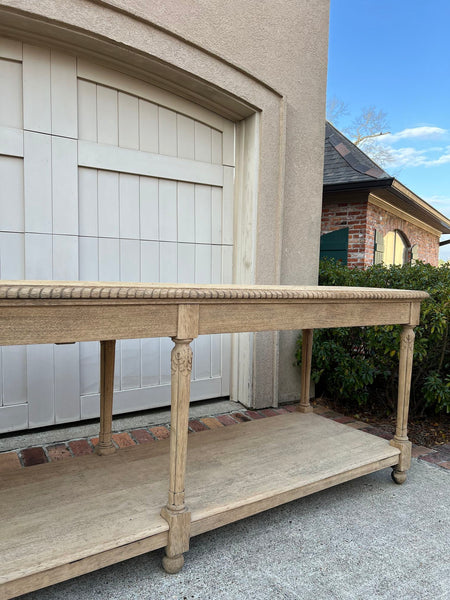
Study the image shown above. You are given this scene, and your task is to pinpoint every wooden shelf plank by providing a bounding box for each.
[0,413,399,596]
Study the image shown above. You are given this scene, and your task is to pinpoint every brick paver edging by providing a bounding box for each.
[1,404,449,474]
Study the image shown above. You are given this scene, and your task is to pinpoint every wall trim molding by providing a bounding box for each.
[369,194,441,238]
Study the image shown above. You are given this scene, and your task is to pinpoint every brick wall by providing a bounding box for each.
[321,200,369,269]
[367,203,440,266]
[321,198,440,268]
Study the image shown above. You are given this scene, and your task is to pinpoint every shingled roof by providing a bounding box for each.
[322,121,450,235]
[324,121,393,188]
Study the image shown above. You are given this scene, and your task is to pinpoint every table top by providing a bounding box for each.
[0,281,429,303]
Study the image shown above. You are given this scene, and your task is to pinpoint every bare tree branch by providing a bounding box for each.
[328,101,394,167]
[326,96,349,127]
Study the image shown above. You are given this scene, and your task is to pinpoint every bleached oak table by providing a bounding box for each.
[0,282,428,599]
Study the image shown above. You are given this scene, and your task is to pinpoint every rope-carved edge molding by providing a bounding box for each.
[0,284,429,301]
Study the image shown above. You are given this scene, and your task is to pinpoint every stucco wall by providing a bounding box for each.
[0,0,330,407]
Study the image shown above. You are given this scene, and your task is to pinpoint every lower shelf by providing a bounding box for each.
[0,412,400,599]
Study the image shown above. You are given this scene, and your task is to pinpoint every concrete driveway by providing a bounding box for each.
[17,459,449,600]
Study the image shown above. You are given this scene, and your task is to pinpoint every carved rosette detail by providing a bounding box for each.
[171,344,193,376]
[400,328,415,353]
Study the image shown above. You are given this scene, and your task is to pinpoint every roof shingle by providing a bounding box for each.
[324,122,392,186]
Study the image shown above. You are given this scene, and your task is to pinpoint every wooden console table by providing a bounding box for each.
[0,282,428,599]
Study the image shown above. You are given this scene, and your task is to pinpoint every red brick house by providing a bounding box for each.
[321,122,450,268]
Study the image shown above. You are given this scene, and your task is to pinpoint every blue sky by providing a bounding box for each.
[327,0,450,260]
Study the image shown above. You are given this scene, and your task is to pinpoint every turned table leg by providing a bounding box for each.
[161,337,193,573]
[390,325,415,484]
[95,340,116,456]
[298,329,314,413]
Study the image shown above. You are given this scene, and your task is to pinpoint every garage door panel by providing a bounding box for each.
[2,346,27,407]
[53,235,78,280]
[195,185,212,244]
[120,238,140,282]
[50,51,77,138]
[141,337,160,387]
[0,36,22,61]
[0,58,23,129]
[24,132,52,234]
[77,58,226,132]
[212,129,223,165]
[159,180,177,242]
[195,335,212,380]
[160,241,178,282]
[118,92,139,150]
[0,404,28,433]
[23,44,51,134]
[98,170,120,238]
[0,232,24,278]
[52,136,78,235]
[98,237,120,281]
[79,236,99,280]
[140,177,159,241]
[121,339,141,391]
[178,242,195,283]
[211,245,222,284]
[0,125,23,157]
[140,240,159,281]
[78,140,223,186]
[178,182,196,243]
[0,155,24,231]
[177,114,195,160]
[78,168,98,237]
[211,187,223,245]
[27,344,54,427]
[139,99,158,153]
[160,337,172,385]
[25,233,52,279]
[77,80,97,141]
[0,43,235,431]
[97,85,119,146]
[119,174,140,239]
[54,343,80,422]
[194,121,212,163]
[195,244,212,284]
[80,341,99,396]
[158,107,178,157]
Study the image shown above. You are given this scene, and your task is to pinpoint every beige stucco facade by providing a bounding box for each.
[0,0,330,408]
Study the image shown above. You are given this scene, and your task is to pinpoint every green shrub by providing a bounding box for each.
[296,259,450,416]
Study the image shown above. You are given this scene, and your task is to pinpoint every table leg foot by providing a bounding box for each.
[94,443,116,456]
[391,468,407,485]
[162,553,184,574]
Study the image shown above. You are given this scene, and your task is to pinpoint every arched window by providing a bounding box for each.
[383,230,409,265]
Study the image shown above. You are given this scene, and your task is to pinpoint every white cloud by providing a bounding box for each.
[382,145,430,168]
[425,195,450,206]
[369,141,450,169]
[384,126,448,143]
[424,195,450,217]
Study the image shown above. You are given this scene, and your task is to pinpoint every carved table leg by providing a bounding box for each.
[298,329,314,413]
[95,340,116,456]
[390,325,415,484]
[161,337,193,573]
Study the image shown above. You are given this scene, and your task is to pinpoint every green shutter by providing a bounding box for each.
[320,228,348,265]
[374,230,384,264]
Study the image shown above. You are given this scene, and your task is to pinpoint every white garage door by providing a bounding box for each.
[0,37,235,432]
